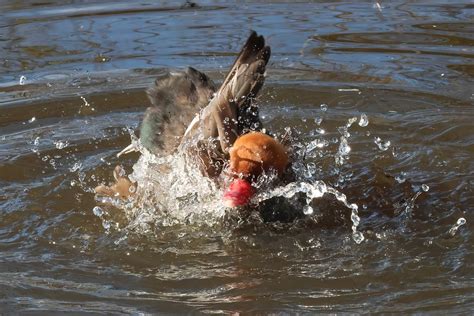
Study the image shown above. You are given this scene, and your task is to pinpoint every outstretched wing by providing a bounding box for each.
[181,31,271,154]
[138,67,216,155]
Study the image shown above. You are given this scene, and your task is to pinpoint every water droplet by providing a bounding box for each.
[347,117,358,127]
[338,138,351,155]
[352,231,365,244]
[303,205,313,215]
[102,220,111,231]
[373,2,383,12]
[306,138,329,152]
[395,172,406,183]
[457,217,466,226]
[359,113,369,127]
[421,184,429,192]
[374,136,391,151]
[92,206,104,217]
[448,217,466,236]
[54,140,69,149]
[314,117,323,125]
[80,96,90,107]
[19,75,26,85]
[69,162,82,172]
[351,212,360,227]
[320,104,328,112]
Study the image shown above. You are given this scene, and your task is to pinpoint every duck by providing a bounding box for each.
[95,31,289,208]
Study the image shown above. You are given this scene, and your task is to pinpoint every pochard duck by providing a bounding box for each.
[95,31,289,207]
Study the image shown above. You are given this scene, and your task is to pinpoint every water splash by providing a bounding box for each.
[96,125,366,243]
[358,113,369,127]
[92,206,113,234]
[90,109,424,245]
[374,136,391,151]
[395,172,407,183]
[335,117,358,166]
[31,136,40,153]
[373,2,383,12]
[80,96,90,107]
[306,138,329,153]
[79,96,95,113]
[54,140,69,149]
[400,186,427,218]
[448,217,466,236]
[112,144,227,232]
[255,181,364,244]
[338,138,351,155]
[69,162,82,172]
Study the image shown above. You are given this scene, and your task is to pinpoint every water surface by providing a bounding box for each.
[0,0,473,313]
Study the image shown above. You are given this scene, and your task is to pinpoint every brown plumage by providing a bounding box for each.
[140,67,217,155]
[179,31,271,176]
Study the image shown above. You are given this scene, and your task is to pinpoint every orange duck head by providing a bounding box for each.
[223,131,289,208]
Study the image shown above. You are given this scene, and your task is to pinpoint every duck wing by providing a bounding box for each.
[134,67,216,156]
[180,31,271,175]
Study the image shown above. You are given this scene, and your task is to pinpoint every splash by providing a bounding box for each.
[374,136,391,151]
[54,140,69,149]
[448,217,466,236]
[335,117,358,166]
[19,75,27,85]
[91,110,437,246]
[358,113,369,127]
[255,181,364,243]
[96,133,228,234]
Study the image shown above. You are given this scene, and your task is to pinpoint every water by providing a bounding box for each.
[1,0,473,313]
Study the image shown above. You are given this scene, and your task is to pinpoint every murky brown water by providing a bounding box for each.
[1,0,473,313]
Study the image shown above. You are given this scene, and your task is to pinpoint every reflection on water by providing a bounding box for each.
[0,0,472,314]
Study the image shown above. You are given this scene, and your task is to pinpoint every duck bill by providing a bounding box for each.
[223,178,255,208]
[116,143,137,158]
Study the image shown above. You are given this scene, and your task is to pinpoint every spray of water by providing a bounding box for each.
[449,217,466,236]
[254,181,364,243]
[93,109,372,244]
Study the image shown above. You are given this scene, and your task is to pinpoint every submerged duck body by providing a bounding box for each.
[96,31,289,207]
